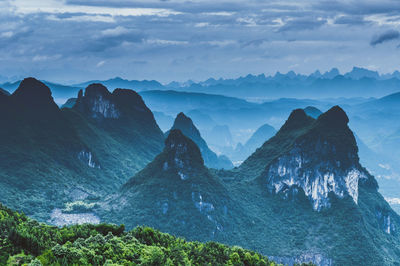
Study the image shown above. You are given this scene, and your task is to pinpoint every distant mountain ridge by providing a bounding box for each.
[73,77,163,92]
[166,113,234,169]
[107,105,400,265]
[3,66,400,103]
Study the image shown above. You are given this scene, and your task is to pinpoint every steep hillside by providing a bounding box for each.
[0,78,164,222]
[226,106,400,265]
[110,106,400,265]
[166,113,233,169]
[103,130,243,242]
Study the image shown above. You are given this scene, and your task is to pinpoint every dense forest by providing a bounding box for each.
[0,203,310,266]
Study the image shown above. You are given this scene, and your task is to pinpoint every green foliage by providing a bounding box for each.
[0,203,277,266]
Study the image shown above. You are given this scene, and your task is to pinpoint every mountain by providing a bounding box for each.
[0,80,81,104]
[0,78,164,222]
[0,87,9,96]
[139,90,256,114]
[103,130,239,242]
[167,70,400,99]
[344,67,380,80]
[243,106,372,210]
[321,68,340,79]
[0,203,276,266]
[207,125,234,147]
[166,113,233,169]
[232,123,277,162]
[105,105,400,265]
[230,106,400,264]
[74,77,163,92]
[61,97,77,108]
[303,106,323,118]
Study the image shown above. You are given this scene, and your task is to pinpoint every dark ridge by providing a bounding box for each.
[316,105,349,128]
[165,129,204,165]
[303,106,323,119]
[0,88,10,96]
[112,88,146,108]
[12,77,53,102]
[171,112,201,139]
[280,108,314,132]
[84,83,110,98]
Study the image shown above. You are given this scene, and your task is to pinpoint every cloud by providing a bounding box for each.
[102,26,131,36]
[370,30,400,46]
[96,60,105,67]
[278,18,327,32]
[334,15,368,26]
[2,0,400,83]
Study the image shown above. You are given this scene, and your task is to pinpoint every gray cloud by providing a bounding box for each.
[1,0,400,83]
[370,30,400,46]
[334,15,368,26]
[278,18,327,32]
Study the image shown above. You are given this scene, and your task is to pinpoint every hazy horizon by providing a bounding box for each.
[2,0,400,84]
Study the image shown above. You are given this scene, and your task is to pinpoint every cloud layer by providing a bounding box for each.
[1,0,400,83]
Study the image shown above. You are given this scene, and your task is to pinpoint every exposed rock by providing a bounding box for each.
[269,253,332,266]
[48,208,100,226]
[264,141,367,211]
[75,83,120,119]
[254,106,374,211]
[78,150,100,168]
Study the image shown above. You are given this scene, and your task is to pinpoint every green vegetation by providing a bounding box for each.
[0,78,164,221]
[109,108,400,265]
[0,203,283,266]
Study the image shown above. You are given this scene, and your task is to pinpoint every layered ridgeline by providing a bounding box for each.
[230,106,400,265]
[0,204,277,265]
[110,106,400,265]
[232,123,277,162]
[102,129,243,243]
[0,78,164,222]
[166,112,233,169]
[303,106,322,119]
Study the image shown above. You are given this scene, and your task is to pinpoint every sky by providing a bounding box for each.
[1,0,400,83]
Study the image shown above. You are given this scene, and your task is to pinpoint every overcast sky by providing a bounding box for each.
[1,0,400,83]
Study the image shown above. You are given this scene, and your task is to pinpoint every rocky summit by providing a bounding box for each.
[259,106,371,211]
[167,112,234,169]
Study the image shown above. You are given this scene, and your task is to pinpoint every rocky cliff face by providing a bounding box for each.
[264,140,367,211]
[74,84,120,119]
[257,106,374,211]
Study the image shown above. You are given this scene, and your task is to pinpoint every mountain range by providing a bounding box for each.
[0,78,164,222]
[3,67,400,104]
[99,106,400,265]
[2,76,400,264]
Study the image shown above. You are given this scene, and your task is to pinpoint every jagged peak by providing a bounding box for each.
[164,129,204,172]
[171,112,201,138]
[280,109,314,132]
[316,105,349,127]
[112,88,145,106]
[304,106,323,119]
[74,83,119,119]
[175,112,191,123]
[165,130,201,157]
[13,77,52,100]
[84,83,111,98]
